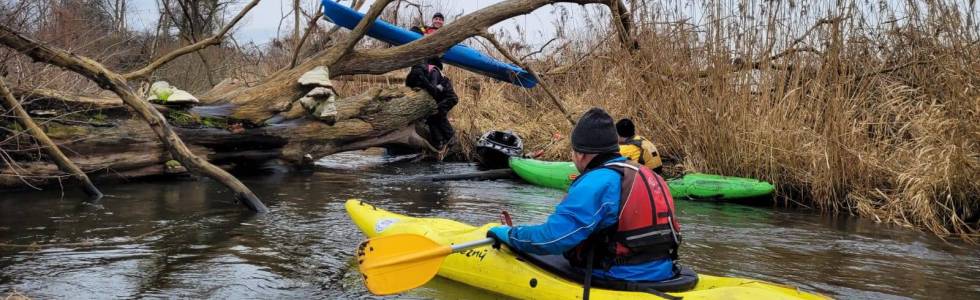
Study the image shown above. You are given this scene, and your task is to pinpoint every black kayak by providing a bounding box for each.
[474,130,523,169]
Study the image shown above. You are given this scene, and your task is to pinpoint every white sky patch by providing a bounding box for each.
[126,0,584,47]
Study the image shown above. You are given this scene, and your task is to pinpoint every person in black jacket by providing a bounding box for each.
[405,30,458,159]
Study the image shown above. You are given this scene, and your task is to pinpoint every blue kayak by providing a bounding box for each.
[321,0,538,88]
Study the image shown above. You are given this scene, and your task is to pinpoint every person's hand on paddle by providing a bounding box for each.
[486,225,512,249]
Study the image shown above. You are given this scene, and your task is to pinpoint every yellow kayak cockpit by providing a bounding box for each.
[345,200,831,300]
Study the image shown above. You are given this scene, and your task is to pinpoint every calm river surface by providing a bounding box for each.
[1,152,978,299]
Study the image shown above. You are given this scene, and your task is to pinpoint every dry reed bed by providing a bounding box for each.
[445,2,978,240]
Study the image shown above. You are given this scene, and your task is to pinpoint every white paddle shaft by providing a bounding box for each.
[450,238,495,252]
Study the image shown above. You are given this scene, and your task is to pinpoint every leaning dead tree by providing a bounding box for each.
[0,0,616,211]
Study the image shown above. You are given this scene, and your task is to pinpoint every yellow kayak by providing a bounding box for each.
[346,200,830,300]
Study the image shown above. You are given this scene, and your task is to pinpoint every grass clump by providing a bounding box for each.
[43,123,88,139]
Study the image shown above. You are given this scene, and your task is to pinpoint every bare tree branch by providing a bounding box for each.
[519,37,558,61]
[0,78,103,199]
[479,32,576,125]
[0,147,48,191]
[321,0,396,67]
[329,0,609,77]
[851,60,932,82]
[289,11,323,69]
[610,0,638,52]
[225,0,611,123]
[543,34,615,76]
[123,0,261,81]
[690,17,842,78]
[293,0,301,48]
[0,24,269,213]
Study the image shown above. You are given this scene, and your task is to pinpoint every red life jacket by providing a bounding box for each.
[566,161,681,268]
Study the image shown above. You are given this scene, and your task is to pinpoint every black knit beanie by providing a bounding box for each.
[571,108,620,154]
[616,118,635,138]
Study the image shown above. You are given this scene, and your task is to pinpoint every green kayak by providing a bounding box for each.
[508,157,775,200]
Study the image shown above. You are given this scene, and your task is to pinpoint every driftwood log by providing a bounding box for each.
[0,86,436,187]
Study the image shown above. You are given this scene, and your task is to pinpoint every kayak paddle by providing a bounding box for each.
[356,233,495,295]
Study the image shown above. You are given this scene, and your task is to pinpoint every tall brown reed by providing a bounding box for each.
[447,0,979,240]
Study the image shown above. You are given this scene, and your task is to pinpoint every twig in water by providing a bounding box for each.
[3,289,32,300]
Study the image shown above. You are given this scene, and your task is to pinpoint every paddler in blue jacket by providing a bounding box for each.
[487,108,682,283]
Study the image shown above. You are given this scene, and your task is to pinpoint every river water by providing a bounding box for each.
[1,151,978,299]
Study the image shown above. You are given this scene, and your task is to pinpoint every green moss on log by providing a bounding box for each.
[44,123,88,139]
[165,110,235,129]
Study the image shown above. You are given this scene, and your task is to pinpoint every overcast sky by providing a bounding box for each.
[125,0,944,49]
[127,0,598,47]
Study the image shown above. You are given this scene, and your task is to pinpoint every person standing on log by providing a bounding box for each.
[406,26,458,160]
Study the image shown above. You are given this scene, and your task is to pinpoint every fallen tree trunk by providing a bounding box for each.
[0,86,436,190]
[0,0,625,198]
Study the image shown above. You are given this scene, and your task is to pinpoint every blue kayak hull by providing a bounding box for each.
[321,0,538,88]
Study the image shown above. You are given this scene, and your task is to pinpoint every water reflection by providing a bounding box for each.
[0,152,978,299]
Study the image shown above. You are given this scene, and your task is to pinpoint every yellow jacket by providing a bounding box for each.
[619,136,662,170]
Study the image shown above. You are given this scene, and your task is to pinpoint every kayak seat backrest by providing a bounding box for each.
[518,253,699,293]
[476,131,524,156]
